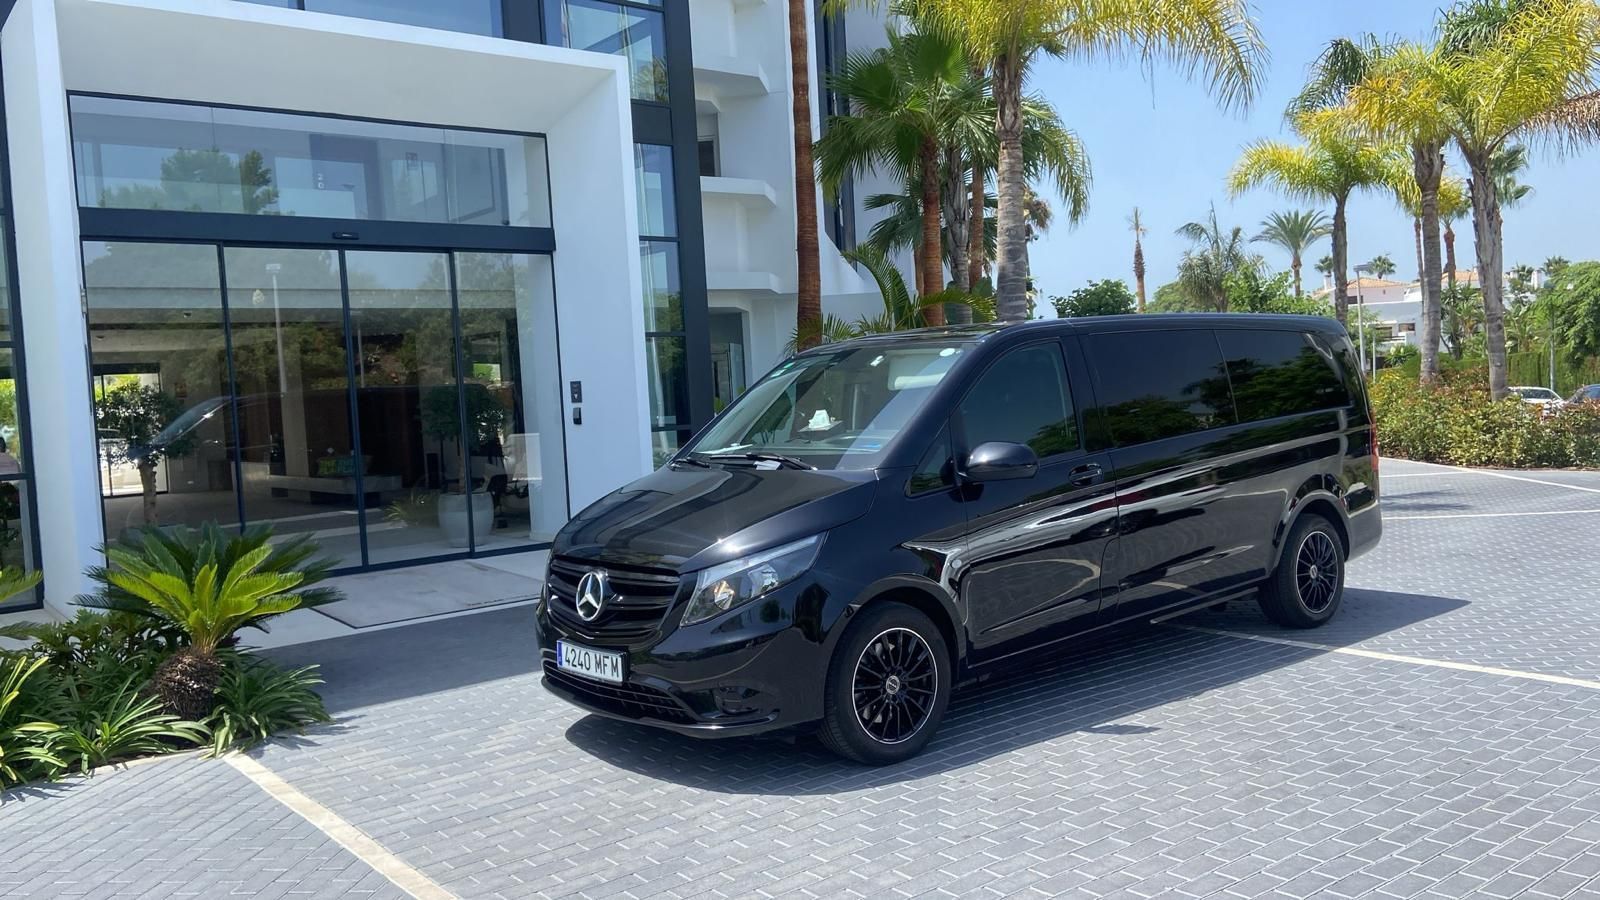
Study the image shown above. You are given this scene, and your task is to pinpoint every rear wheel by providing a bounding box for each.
[817,603,951,765]
[1258,514,1345,628]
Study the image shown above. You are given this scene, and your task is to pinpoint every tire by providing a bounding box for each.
[1258,514,1345,629]
[817,603,952,765]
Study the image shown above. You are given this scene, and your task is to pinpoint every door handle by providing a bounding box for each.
[1068,463,1104,487]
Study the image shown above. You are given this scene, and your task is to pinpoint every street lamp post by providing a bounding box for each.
[1354,264,1373,378]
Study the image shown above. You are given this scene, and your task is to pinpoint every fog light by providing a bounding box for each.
[713,685,762,715]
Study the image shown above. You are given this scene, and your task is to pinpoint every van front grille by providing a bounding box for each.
[546,557,683,644]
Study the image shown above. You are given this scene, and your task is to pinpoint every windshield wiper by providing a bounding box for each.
[708,451,816,470]
[670,455,711,469]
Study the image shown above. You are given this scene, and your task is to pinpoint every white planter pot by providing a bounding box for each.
[437,490,493,549]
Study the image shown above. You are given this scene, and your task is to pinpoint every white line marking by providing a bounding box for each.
[1388,508,1600,521]
[1173,625,1600,692]
[226,754,456,900]
[1380,472,1487,478]
[1387,459,1600,495]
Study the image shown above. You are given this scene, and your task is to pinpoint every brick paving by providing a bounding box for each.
[6,459,1600,899]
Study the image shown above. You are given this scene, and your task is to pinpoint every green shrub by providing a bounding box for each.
[0,657,65,788]
[1372,368,1600,468]
[206,655,329,755]
[49,681,205,775]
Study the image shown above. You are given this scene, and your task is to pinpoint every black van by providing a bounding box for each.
[536,315,1381,763]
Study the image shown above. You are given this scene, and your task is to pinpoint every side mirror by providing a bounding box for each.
[960,441,1038,483]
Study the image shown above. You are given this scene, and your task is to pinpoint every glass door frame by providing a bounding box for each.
[81,236,567,576]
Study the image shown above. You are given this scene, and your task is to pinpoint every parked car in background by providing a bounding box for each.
[1509,386,1566,411]
[1570,384,1600,406]
[537,315,1382,764]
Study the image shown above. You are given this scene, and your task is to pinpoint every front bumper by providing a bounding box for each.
[534,583,829,738]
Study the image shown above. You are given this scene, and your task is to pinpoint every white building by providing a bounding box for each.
[0,0,887,619]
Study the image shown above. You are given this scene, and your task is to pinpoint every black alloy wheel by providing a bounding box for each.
[851,627,939,745]
[1294,530,1341,613]
[818,603,951,765]
[1258,513,1345,629]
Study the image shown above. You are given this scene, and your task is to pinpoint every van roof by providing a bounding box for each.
[798,314,1349,355]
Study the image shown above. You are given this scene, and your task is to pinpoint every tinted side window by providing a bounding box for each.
[1217,330,1351,422]
[908,424,955,495]
[959,343,1079,457]
[1087,330,1235,446]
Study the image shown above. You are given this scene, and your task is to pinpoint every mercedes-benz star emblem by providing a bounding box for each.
[575,570,609,622]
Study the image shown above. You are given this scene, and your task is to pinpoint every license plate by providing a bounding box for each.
[555,640,624,685]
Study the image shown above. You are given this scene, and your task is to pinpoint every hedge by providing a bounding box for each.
[1370,368,1600,469]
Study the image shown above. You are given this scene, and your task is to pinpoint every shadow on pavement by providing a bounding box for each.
[562,590,1467,794]
[1373,490,1473,514]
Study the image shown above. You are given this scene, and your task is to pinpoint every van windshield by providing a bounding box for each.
[685,343,967,470]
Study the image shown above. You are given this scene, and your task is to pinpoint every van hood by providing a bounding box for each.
[554,465,880,574]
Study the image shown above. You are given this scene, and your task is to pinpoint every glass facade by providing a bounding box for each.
[71,96,551,229]
[636,143,689,454]
[84,240,566,568]
[551,0,669,102]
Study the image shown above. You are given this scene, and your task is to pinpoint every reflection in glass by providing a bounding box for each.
[345,251,465,563]
[634,144,676,238]
[457,253,567,549]
[303,0,503,35]
[0,350,23,473]
[650,429,689,470]
[225,248,361,568]
[640,241,681,332]
[84,242,237,539]
[646,336,688,429]
[558,0,669,102]
[71,96,551,228]
[0,212,13,342]
[0,480,36,609]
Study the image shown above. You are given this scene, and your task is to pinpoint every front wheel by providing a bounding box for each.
[1258,514,1345,628]
[817,603,951,765]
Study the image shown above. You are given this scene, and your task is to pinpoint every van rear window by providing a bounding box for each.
[1217,330,1350,422]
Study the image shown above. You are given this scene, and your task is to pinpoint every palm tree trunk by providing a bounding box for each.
[1413,217,1424,297]
[918,137,947,326]
[1444,221,1457,293]
[1414,143,1445,385]
[943,145,970,306]
[1133,236,1147,312]
[1331,193,1350,326]
[992,52,1028,323]
[1291,253,1302,299]
[968,170,985,290]
[1466,154,1509,400]
[788,0,822,349]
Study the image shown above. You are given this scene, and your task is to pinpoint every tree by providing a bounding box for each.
[789,0,823,349]
[1432,0,1600,398]
[1227,130,1389,325]
[1443,283,1484,359]
[816,27,989,322]
[1544,256,1572,278]
[1252,210,1330,298]
[1130,207,1148,313]
[1491,144,1535,209]
[901,0,1265,322]
[1052,279,1135,318]
[1315,255,1334,278]
[1365,254,1396,280]
[1552,261,1600,360]
[94,385,197,527]
[1175,205,1259,313]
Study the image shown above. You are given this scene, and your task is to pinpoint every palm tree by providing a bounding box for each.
[1227,131,1389,325]
[1492,144,1535,209]
[1130,207,1148,313]
[1315,255,1334,278]
[789,0,822,348]
[816,29,989,324]
[1312,37,1455,383]
[898,0,1265,322]
[1252,210,1330,298]
[1366,254,1396,281]
[1176,205,1258,313]
[1429,0,1600,399]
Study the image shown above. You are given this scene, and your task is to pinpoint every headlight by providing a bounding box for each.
[681,535,824,626]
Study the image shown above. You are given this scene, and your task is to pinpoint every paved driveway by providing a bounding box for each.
[6,459,1600,899]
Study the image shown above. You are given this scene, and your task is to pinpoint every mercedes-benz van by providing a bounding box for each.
[536,315,1381,764]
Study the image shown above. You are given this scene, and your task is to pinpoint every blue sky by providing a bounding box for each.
[1025,0,1600,302]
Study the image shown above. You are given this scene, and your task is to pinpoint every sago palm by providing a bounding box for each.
[892,0,1266,322]
[83,523,340,719]
[1252,210,1331,299]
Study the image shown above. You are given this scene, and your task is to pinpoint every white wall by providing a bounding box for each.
[3,0,100,615]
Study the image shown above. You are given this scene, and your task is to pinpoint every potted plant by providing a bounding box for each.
[421,384,508,547]
[94,384,198,527]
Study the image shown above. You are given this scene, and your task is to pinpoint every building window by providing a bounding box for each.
[635,143,686,448]
[548,0,669,102]
[0,62,40,610]
[70,96,551,229]
[236,0,506,37]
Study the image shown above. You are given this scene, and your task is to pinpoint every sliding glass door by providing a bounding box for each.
[85,241,565,571]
